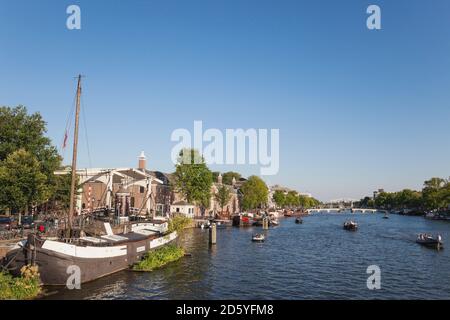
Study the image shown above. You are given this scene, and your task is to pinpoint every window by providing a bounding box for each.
[140,186,145,193]
[176,207,180,213]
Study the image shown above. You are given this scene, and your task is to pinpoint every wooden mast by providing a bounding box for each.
[67,74,82,237]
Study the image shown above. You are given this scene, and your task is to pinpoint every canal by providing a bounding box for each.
[43,213,450,299]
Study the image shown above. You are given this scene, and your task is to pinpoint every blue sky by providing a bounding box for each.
[1,0,449,201]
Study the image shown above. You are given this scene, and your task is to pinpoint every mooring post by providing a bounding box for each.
[209,223,217,245]
[263,218,268,230]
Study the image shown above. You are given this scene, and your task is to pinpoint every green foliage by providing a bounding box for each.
[0,149,49,213]
[285,191,300,207]
[133,245,185,271]
[0,106,61,182]
[298,195,320,208]
[173,149,213,209]
[240,176,268,210]
[272,190,286,208]
[422,177,449,210]
[168,215,192,233]
[214,184,232,212]
[0,266,41,300]
[367,177,450,211]
[222,172,241,185]
[49,172,74,209]
[0,106,62,213]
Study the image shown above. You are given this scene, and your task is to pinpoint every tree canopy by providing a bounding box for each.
[0,149,49,213]
[173,149,213,209]
[0,106,63,213]
[240,176,268,210]
[222,172,241,185]
[272,190,286,208]
[214,184,232,214]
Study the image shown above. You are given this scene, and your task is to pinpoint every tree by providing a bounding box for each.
[0,106,63,214]
[240,176,268,210]
[222,172,241,185]
[0,150,49,216]
[272,190,286,208]
[422,177,447,210]
[298,195,320,209]
[47,170,75,211]
[0,105,61,179]
[214,185,232,216]
[173,149,213,214]
[285,191,300,208]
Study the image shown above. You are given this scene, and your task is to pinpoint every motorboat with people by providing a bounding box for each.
[416,233,443,250]
[343,220,358,231]
[295,218,303,224]
[252,233,265,242]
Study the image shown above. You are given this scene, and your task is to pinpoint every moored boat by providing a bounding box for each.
[1,76,179,285]
[2,222,177,285]
[295,218,303,224]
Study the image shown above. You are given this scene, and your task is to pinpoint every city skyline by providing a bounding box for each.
[1,0,450,201]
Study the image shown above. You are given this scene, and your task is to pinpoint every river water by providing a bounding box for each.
[43,213,450,299]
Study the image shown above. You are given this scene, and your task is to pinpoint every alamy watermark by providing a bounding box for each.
[66,5,81,30]
[366,265,381,290]
[66,265,81,289]
[171,121,279,175]
[367,5,381,30]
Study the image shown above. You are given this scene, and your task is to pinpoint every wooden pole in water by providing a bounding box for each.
[209,223,217,245]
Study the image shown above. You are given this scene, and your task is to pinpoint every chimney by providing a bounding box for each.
[138,151,146,171]
[218,173,223,184]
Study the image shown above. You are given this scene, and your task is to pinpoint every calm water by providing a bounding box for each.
[43,214,450,300]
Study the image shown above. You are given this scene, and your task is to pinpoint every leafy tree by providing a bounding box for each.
[0,106,63,214]
[299,195,320,208]
[222,172,241,185]
[173,149,213,213]
[214,184,232,215]
[272,190,286,208]
[47,170,75,211]
[240,176,268,210]
[285,191,300,207]
[422,177,447,210]
[0,149,49,215]
[0,106,61,183]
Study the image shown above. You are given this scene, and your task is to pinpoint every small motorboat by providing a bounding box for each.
[252,233,265,242]
[295,218,303,224]
[343,221,358,231]
[270,219,279,226]
[416,233,443,250]
[382,214,389,219]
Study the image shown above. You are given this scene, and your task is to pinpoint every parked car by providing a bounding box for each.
[0,216,17,230]
[20,215,35,229]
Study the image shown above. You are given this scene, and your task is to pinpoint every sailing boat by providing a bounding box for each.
[2,75,178,285]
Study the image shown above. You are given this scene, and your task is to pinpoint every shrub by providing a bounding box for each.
[0,265,41,300]
[133,245,184,272]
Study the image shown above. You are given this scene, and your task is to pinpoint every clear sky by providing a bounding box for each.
[1,0,449,201]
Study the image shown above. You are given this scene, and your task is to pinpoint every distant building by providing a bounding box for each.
[55,151,164,217]
[170,201,195,218]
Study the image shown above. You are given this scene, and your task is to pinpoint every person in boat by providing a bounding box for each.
[437,234,442,242]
